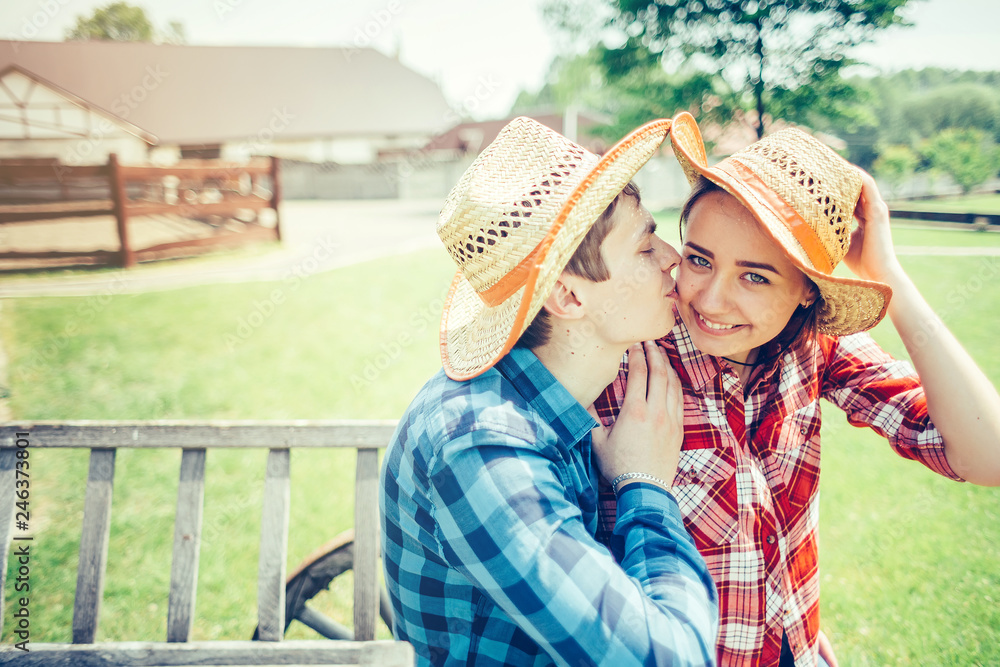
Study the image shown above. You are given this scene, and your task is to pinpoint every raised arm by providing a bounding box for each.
[843,170,1000,485]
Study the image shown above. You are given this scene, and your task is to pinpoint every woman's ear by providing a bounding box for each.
[543,275,585,320]
[800,284,820,309]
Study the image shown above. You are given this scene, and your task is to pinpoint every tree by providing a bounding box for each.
[899,83,1000,143]
[66,2,185,44]
[873,145,917,200]
[511,44,735,143]
[600,0,914,139]
[511,50,612,116]
[826,68,1000,169]
[922,129,999,195]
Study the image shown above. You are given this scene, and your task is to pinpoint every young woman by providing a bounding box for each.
[593,112,1000,667]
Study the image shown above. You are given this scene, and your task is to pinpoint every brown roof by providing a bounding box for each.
[0,40,452,146]
[1,63,157,144]
[423,110,612,155]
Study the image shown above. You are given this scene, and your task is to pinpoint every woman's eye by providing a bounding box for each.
[745,272,770,285]
[687,255,710,268]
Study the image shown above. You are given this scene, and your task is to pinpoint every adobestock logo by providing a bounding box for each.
[56,64,169,174]
[232,107,296,159]
[11,0,72,42]
[214,0,246,20]
[441,75,502,127]
[108,65,169,118]
[344,0,403,62]
[224,236,338,351]
[383,74,501,188]
[349,291,447,389]
[13,270,132,384]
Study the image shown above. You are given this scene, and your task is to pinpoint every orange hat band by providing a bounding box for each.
[477,242,544,306]
[716,159,834,275]
[478,118,672,311]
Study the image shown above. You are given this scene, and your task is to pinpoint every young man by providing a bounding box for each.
[379,117,719,666]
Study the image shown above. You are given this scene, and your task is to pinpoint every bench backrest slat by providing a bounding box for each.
[73,448,117,644]
[0,448,16,625]
[257,448,292,641]
[0,421,398,449]
[167,448,207,642]
[3,639,414,665]
[352,448,380,641]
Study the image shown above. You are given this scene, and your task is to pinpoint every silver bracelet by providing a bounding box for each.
[611,471,669,495]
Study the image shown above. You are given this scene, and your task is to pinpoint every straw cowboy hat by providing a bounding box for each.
[437,116,671,380]
[670,111,892,336]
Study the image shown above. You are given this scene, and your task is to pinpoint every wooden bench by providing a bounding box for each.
[0,421,413,666]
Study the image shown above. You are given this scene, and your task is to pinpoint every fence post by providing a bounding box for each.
[353,448,380,641]
[269,156,282,243]
[108,154,134,268]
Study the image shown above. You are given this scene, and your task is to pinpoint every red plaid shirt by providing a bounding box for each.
[593,320,961,667]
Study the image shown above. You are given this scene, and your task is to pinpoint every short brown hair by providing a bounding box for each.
[516,181,641,349]
[680,176,819,355]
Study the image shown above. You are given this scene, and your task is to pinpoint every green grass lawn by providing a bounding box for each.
[2,244,999,663]
[890,224,1000,248]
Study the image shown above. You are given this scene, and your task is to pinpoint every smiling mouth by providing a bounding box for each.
[694,309,743,333]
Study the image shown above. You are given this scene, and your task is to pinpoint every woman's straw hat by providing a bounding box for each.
[438,116,671,380]
[669,111,891,336]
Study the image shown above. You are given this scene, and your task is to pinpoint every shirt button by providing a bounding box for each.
[766,534,776,545]
[799,426,807,435]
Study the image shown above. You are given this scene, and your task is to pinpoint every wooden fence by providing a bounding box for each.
[0,155,282,269]
[889,209,1000,227]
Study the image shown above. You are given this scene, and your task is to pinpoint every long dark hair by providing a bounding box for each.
[679,177,819,359]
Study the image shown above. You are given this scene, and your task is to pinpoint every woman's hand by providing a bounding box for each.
[590,341,683,491]
[843,169,904,284]
[817,629,839,667]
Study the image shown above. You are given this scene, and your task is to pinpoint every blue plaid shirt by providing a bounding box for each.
[380,347,718,666]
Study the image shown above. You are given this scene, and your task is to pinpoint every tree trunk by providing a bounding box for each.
[753,17,766,139]
[755,84,765,140]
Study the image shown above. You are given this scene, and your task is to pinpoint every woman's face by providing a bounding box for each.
[677,190,816,364]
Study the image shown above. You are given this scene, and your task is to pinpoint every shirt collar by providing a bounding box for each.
[496,346,598,447]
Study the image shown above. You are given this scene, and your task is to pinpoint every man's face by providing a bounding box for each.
[575,196,681,348]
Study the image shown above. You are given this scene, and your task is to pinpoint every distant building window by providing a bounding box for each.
[180,144,222,159]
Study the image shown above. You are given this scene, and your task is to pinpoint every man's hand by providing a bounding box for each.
[590,341,683,490]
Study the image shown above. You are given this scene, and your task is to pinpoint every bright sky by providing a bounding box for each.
[2,0,999,119]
